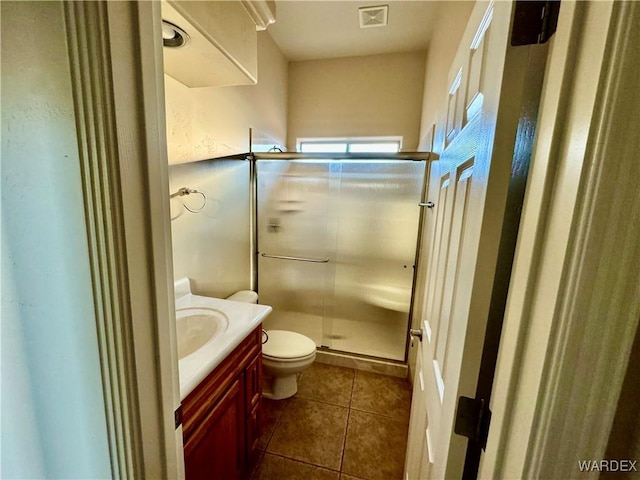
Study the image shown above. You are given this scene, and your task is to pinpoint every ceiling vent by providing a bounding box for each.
[359,5,389,28]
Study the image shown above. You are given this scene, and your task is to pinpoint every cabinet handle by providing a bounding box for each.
[174,405,183,429]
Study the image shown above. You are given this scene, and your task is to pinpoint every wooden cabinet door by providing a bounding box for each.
[244,354,262,468]
[246,400,261,468]
[184,378,245,480]
[244,354,262,411]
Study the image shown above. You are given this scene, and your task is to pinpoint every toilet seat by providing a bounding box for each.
[263,351,316,364]
[263,330,316,359]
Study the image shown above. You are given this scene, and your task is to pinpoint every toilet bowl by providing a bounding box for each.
[262,330,316,399]
[226,290,316,400]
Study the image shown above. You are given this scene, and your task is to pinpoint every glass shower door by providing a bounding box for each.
[325,161,424,360]
[257,158,425,361]
[257,160,337,347]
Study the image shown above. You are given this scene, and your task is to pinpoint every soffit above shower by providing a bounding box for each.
[267,1,442,61]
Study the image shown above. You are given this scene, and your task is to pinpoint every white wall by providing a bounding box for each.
[417,1,475,150]
[166,29,288,297]
[169,160,251,297]
[287,51,426,151]
[1,2,111,478]
[164,30,288,163]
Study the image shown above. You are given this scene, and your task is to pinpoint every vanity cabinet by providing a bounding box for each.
[182,326,262,480]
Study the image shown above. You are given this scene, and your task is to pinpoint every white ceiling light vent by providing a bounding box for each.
[359,5,389,29]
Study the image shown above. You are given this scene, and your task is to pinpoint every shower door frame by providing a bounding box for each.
[246,151,436,363]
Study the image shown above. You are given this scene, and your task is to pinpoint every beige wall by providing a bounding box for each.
[164,30,288,164]
[418,1,475,150]
[166,31,287,299]
[169,160,250,298]
[287,51,426,151]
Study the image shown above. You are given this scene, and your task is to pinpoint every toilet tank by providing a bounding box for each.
[226,290,258,304]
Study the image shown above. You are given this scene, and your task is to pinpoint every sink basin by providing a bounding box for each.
[176,307,229,359]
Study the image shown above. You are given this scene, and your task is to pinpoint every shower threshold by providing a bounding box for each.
[315,347,408,379]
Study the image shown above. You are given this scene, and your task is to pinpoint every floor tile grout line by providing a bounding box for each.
[347,406,411,424]
[249,449,263,480]
[339,400,352,476]
[262,450,342,474]
[265,396,349,472]
[258,365,416,479]
[287,395,351,412]
[339,369,357,476]
[295,394,352,409]
[294,365,356,409]
[349,369,356,408]
[262,398,290,452]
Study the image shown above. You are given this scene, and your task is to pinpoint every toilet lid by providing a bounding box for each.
[263,330,316,359]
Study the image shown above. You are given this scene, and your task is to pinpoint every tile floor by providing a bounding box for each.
[251,362,412,480]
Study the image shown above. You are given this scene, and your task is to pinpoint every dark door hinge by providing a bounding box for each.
[454,396,492,450]
[175,404,183,430]
[511,1,560,46]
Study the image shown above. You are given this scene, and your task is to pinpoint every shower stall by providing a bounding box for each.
[253,153,428,362]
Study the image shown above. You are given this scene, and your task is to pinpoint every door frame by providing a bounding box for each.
[64,1,183,478]
[480,1,640,477]
[69,0,639,478]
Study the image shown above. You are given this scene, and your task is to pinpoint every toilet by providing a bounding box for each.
[226,290,317,400]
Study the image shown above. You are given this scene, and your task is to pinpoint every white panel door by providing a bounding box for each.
[405,2,535,478]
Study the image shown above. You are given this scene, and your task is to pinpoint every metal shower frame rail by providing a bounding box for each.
[219,151,437,162]
[240,150,438,363]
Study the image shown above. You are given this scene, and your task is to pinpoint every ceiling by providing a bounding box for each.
[268,1,443,61]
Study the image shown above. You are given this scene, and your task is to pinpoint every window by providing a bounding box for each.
[298,137,402,153]
[299,142,349,153]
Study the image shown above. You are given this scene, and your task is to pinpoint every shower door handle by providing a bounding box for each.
[261,253,330,263]
[409,328,423,347]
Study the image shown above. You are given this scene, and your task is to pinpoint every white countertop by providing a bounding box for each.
[176,292,272,400]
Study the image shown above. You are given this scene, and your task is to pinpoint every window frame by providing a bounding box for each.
[297,136,403,153]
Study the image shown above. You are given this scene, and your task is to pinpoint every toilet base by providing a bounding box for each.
[263,372,298,400]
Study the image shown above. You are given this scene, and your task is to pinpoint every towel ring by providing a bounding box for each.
[170,187,207,213]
